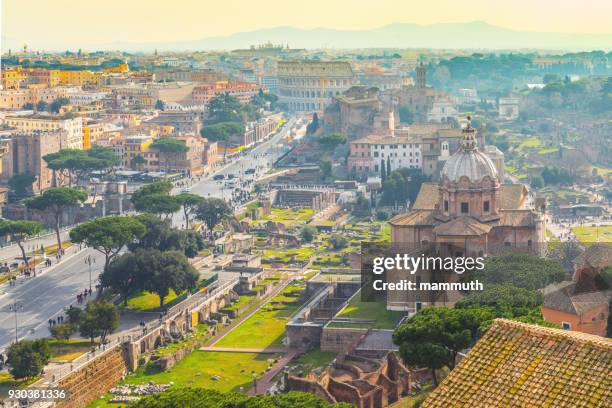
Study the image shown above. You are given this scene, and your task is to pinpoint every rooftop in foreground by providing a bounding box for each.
[422,319,612,408]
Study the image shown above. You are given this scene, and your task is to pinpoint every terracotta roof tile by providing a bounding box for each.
[500,185,527,210]
[574,244,612,271]
[422,319,612,408]
[412,183,439,210]
[433,217,492,236]
[389,210,436,227]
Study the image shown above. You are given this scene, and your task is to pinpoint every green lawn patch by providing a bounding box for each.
[87,352,280,407]
[0,373,38,399]
[48,339,97,361]
[216,282,306,348]
[126,289,186,312]
[336,292,405,329]
[571,225,612,244]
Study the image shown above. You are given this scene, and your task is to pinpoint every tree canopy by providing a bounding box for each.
[78,301,119,343]
[131,181,182,218]
[381,168,429,206]
[43,147,118,186]
[200,121,244,142]
[102,248,198,307]
[470,253,566,290]
[129,214,204,257]
[7,339,50,379]
[0,220,43,270]
[176,193,204,229]
[317,132,347,148]
[194,197,233,232]
[25,187,87,250]
[69,216,146,271]
[393,307,489,385]
[8,173,37,198]
[132,388,351,408]
[151,138,189,153]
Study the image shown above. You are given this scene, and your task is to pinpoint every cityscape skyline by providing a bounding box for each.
[2,0,612,51]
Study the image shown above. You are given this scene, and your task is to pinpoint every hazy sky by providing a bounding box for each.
[2,0,611,48]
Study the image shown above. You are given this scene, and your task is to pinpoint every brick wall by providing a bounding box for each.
[55,346,129,408]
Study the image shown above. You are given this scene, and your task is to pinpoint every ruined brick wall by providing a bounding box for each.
[284,374,336,403]
[320,327,368,352]
[55,346,129,408]
[327,376,363,407]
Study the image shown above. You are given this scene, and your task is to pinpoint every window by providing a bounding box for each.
[461,202,469,214]
[562,322,571,330]
[444,200,449,212]
[415,302,422,312]
[483,200,490,212]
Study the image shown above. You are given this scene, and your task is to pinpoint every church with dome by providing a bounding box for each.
[386,119,546,310]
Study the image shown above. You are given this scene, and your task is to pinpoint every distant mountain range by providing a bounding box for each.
[3,22,612,52]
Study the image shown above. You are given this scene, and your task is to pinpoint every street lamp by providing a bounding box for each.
[8,301,23,343]
[84,255,96,291]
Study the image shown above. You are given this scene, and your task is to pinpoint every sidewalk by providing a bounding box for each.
[0,243,85,296]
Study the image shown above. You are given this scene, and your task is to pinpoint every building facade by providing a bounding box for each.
[191,81,261,105]
[3,115,83,149]
[387,121,546,312]
[1,131,63,192]
[277,61,355,113]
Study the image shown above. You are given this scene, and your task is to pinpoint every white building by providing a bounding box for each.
[498,97,520,120]
[3,115,83,149]
[427,97,459,123]
[68,91,108,106]
[454,88,479,105]
[347,134,422,176]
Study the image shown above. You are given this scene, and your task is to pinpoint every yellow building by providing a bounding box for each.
[123,135,153,168]
[82,120,104,149]
[0,90,32,109]
[1,68,27,89]
[59,70,101,86]
[26,68,61,87]
[103,63,129,74]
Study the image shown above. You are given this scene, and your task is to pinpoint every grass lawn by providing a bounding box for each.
[262,247,314,263]
[0,373,38,398]
[571,225,612,244]
[263,208,314,227]
[87,352,281,408]
[222,293,257,313]
[126,290,186,312]
[216,282,306,348]
[537,147,559,155]
[336,292,404,329]
[49,339,97,361]
[516,137,542,151]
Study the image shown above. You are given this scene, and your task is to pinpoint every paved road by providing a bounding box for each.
[171,118,297,226]
[0,247,100,351]
[0,118,299,352]
[0,230,71,264]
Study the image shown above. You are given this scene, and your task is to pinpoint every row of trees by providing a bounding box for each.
[199,91,277,142]
[43,146,118,188]
[381,167,429,207]
[23,97,70,114]
[131,181,232,230]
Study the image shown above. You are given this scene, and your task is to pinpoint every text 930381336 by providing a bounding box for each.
[8,388,67,401]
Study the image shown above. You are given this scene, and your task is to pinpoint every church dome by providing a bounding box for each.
[441,119,498,183]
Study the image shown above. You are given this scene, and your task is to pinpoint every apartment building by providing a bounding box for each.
[3,115,84,149]
[347,134,422,176]
[191,81,261,105]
